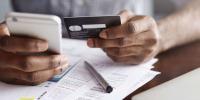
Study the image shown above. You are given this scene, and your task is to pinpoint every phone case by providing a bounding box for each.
[6,12,62,53]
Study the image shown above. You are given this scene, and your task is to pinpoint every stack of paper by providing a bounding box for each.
[0,81,56,100]
[0,39,159,100]
[42,39,160,100]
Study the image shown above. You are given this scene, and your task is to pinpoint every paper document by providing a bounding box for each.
[0,39,159,100]
[42,39,160,100]
[0,81,55,100]
[42,59,159,100]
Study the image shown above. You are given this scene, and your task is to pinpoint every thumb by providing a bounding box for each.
[0,22,10,37]
[118,10,135,24]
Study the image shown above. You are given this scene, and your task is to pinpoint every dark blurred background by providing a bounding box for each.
[0,0,179,22]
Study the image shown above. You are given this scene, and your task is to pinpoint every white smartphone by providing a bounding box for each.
[6,12,62,53]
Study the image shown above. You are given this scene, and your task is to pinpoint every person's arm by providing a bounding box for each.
[87,0,200,65]
[0,23,68,85]
[158,0,200,52]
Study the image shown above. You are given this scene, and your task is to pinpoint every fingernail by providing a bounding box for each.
[100,30,108,39]
[62,56,68,64]
[87,39,94,47]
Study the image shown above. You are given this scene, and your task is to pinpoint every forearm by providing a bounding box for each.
[158,0,200,52]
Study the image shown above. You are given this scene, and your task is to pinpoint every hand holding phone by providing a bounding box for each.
[0,13,68,85]
[6,12,62,53]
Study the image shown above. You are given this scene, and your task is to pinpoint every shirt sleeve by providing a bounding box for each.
[170,0,189,9]
[11,0,72,37]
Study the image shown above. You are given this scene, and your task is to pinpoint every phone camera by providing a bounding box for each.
[12,17,18,22]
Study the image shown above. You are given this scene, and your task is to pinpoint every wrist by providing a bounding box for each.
[157,35,165,54]
[156,18,173,53]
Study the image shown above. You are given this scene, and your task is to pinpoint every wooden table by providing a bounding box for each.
[125,41,200,100]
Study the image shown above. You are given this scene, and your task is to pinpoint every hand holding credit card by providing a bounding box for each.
[64,16,121,39]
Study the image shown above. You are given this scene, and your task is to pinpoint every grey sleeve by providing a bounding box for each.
[12,0,51,14]
[11,0,71,17]
[11,0,71,37]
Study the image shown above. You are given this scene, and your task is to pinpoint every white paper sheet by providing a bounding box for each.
[0,39,159,100]
[42,59,159,100]
[0,81,55,100]
[42,39,159,100]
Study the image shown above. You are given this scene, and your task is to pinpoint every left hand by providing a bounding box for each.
[87,10,161,64]
[0,23,68,85]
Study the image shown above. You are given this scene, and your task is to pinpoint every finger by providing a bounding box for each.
[118,10,135,24]
[107,54,145,65]
[87,37,143,48]
[0,68,30,85]
[104,46,145,57]
[99,16,156,39]
[0,24,10,37]
[0,63,68,84]
[0,36,48,53]
[129,16,156,34]
[97,30,157,48]
[99,10,135,39]
[0,78,41,85]
[16,55,68,72]
[0,51,68,72]
[21,64,68,83]
[0,77,43,85]
[99,24,130,39]
[133,30,159,47]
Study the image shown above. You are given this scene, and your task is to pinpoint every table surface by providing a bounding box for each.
[124,40,200,100]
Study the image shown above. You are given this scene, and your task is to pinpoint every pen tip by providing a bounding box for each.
[106,86,113,93]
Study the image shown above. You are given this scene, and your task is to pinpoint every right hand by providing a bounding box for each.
[0,23,68,85]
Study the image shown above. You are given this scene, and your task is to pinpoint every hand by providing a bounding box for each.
[0,23,68,85]
[87,10,161,64]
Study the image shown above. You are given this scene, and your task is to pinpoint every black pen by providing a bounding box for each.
[85,61,113,93]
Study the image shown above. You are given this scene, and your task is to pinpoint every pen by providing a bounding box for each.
[85,61,113,93]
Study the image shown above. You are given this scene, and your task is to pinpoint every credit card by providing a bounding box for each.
[64,16,121,39]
